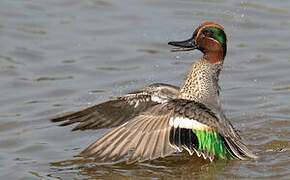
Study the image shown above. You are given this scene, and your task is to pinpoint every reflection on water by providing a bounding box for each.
[0,0,290,179]
[49,154,232,179]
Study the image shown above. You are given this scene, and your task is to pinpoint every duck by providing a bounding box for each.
[51,22,258,163]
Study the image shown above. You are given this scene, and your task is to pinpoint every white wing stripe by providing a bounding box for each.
[169,117,209,130]
[151,95,167,103]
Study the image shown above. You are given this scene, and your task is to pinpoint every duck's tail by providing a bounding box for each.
[223,136,259,160]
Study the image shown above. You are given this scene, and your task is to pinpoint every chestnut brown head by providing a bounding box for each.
[168,22,228,64]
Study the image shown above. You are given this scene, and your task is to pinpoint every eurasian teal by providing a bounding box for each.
[52,22,258,163]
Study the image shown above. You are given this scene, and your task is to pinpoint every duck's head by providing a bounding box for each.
[168,22,227,64]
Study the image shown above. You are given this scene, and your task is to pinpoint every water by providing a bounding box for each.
[0,0,289,179]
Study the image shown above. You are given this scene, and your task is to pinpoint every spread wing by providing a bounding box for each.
[80,99,258,163]
[51,83,179,131]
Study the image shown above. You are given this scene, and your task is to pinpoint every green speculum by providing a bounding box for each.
[207,27,227,59]
[192,129,233,159]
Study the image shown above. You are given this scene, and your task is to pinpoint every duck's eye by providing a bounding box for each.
[202,29,213,37]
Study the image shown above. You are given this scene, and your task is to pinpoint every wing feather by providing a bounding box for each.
[79,99,257,162]
[80,104,177,163]
[51,83,179,131]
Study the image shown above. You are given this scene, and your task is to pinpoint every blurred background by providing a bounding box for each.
[0,0,289,179]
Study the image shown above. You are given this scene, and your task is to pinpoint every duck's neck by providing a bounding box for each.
[178,58,223,111]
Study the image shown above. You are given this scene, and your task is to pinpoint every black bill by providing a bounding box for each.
[168,36,197,52]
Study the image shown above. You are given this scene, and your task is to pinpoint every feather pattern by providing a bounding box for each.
[51,22,259,163]
[79,99,257,163]
[80,104,177,163]
[166,99,258,161]
[192,129,233,160]
[51,83,179,131]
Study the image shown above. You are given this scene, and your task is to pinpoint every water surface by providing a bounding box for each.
[0,0,290,179]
